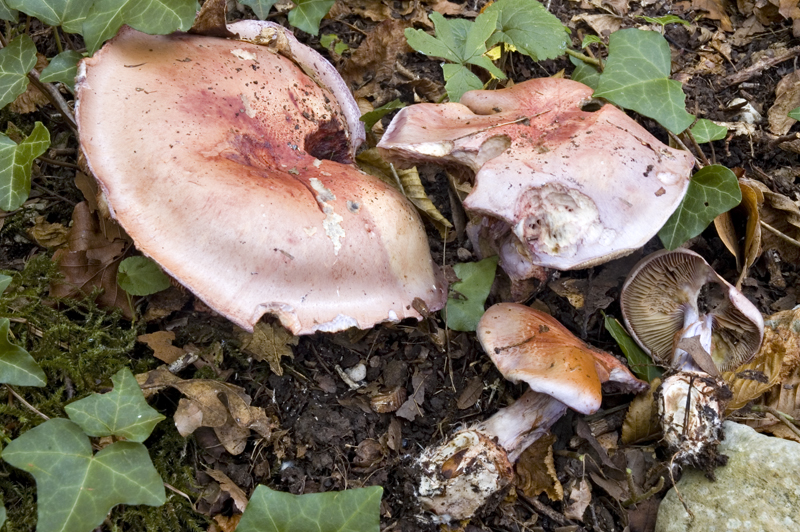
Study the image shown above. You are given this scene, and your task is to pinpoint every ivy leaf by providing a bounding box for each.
[0,0,17,22]
[788,105,800,120]
[0,35,37,110]
[82,0,196,54]
[603,314,663,382]
[484,0,567,60]
[444,256,499,332]
[443,63,484,102]
[117,256,171,296]
[594,29,695,134]
[287,0,336,36]
[2,418,165,532]
[569,55,601,90]
[0,122,50,212]
[360,99,405,131]
[0,318,46,387]
[40,50,83,92]
[240,0,278,19]
[637,14,690,28]
[64,367,165,442]
[0,272,11,293]
[659,164,741,250]
[237,484,382,532]
[7,0,91,34]
[581,34,603,48]
[690,119,727,144]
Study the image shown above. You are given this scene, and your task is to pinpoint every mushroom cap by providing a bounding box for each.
[378,78,695,272]
[620,249,764,371]
[477,302,604,414]
[76,24,445,334]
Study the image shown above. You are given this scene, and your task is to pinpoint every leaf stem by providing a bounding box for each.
[53,27,63,54]
[565,48,603,70]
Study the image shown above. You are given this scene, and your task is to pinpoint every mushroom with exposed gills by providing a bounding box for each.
[417,303,647,522]
[377,78,695,278]
[75,21,446,335]
[620,249,764,472]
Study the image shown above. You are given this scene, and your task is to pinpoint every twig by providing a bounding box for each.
[723,46,800,87]
[517,489,585,530]
[5,384,50,420]
[667,130,701,169]
[751,405,800,440]
[767,131,800,150]
[761,221,800,248]
[682,129,710,167]
[36,155,81,169]
[27,69,78,133]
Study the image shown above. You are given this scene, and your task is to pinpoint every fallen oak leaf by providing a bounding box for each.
[138,330,184,364]
[237,321,298,376]
[205,469,249,513]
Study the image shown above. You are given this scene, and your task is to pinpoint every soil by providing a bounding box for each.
[1,1,798,531]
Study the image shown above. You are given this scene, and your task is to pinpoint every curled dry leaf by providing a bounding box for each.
[743,177,800,262]
[564,479,592,521]
[768,70,800,135]
[621,378,661,444]
[138,330,185,364]
[236,322,298,376]
[515,433,563,501]
[693,0,733,31]
[206,469,249,513]
[29,216,68,249]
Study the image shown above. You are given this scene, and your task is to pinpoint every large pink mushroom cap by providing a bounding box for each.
[76,23,445,334]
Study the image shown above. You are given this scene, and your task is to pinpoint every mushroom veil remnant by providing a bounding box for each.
[620,249,764,471]
[377,78,695,278]
[417,303,646,522]
[76,22,446,335]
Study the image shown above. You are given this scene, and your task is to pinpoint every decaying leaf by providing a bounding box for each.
[571,13,624,36]
[515,433,563,501]
[622,378,661,444]
[206,469,249,513]
[768,70,800,135]
[693,0,733,31]
[237,321,298,376]
[9,53,48,114]
[396,369,428,421]
[564,479,592,521]
[29,215,68,248]
[456,376,484,410]
[357,148,452,236]
[743,176,800,262]
[212,514,242,532]
[138,330,185,364]
[73,172,125,241]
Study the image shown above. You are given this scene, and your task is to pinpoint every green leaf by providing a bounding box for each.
[443,63,484,102]
[117,256,171,296]
[603,314,663,382]
[581,34,603,48]
[237,484,382,532]
[788,105,800,121]
[40,50,83,92]
[7,0,91,34]
[443,256,498,332]
[0,122,51,211]
[484,0,567,60]
[690,119,727,144]
[0,0,18,22]
[659,164,742,249]
[360,99,405,131]
[593,29,695,134]
[638,14,690,28]
[0,503,5,528]
[2,418,165,532]
[288,0,335,36]
[0,272,11,293]
[65,367,164,442]
[405,26,461,64]
[0,318,46,387]
[82,0,196,54]
[0,35,37,110]
[569,55,601,90]
[240,0,278,19]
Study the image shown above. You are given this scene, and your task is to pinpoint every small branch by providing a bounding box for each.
[751,405,800,440]
[668,130,701,169]
[761,221,800,248]
[36,155,81,169]
[5,384,50,421]
[27,69,78,133]
[566,48,603,69]
[723,46,800,87]
[682,129,710,167]
[517,489,586,530]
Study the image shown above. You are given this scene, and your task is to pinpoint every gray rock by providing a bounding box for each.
[656,421,800,532]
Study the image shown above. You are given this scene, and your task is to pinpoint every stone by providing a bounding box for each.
[655,421,800,532]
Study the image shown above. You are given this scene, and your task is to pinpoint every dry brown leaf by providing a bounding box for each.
[214,417,250,455]
[456,377,483,410]
[396,369,428,421]
[174,398,205,436]
[564,479,592,521]
[138,330,185,364]
[73,172,125,241]
[428,0,470,16]
[188,0,233,37]
[571,14,624,36]
[693,0,734,31]
[10,53,49,114]
[212,514,242,532]
[515,433,563,501]
[29,215,68,248]
[730,15,766,45]
[328,0,393,22]
[621,378,661,444]
[676,335,721,377]
[768,70,800,135]
[548,278,587,309]
[206,469,249,512]
[749,179,800,262]
[237,321,298,376]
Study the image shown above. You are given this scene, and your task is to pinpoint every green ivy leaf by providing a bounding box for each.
[690,119,728,144]
[594,29,695,134]
[360,99,405,131]
[581,34,603,48]
[569,55,601,90]
[484,0,567,60]
[320,34,349,54]
[2,418,165,532]
[603,314,663,382]
[40,50,83,92]
[288,0,335,36]
[444,256,498,332]
[0,35,37,110]
[237,485,382,532]
[443,63,484,102]
[240,0,278,19]
[659,164,741,249]
[64,367,164,442]
[0,272,11,293]
[0,122,50,212]
[0,0,17,22]
[637,14,690,28]
[0,318,46,387]
[7,0,91,34]
[82,0,196,54]
[788,105,800,121]
[117,256,171,296]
